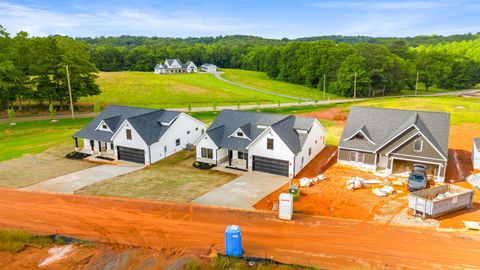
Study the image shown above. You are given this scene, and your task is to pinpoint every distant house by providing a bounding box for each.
[194,110,327,178]
[74,105,207,165]
[473,138,480,170]
[154,59,197,74]
[338,106,450,182]
[200,63,217,73]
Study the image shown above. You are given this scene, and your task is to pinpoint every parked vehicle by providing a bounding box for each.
[408,164,428,192]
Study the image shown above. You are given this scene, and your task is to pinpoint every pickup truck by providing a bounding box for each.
[407,164,428,192]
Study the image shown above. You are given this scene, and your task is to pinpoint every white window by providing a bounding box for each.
[102,124,108,129]
[414,139,423,152]
[201,148,213,159]
[126,129,132,140]
[187,130,190,134]
[176,139,180,146]
[237,131,244,137]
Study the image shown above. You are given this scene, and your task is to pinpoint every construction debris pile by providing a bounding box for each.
[346,177,402,197]
[432,191,460,201]
[299,175,326,187]
[466,173,480,189]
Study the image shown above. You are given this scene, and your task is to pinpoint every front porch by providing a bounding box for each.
[74,137,115,160]
[224,149,249,171]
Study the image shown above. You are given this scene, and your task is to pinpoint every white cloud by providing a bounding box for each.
[0,1,261,37]
[306,1,450,10]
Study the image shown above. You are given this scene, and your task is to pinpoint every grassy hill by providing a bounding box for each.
[221,69,341,100]
[80,71,296,109]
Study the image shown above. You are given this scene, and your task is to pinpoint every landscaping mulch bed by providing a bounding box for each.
[65,151,91,160]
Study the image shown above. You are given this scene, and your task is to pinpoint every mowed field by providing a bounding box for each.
[221,68,341,100]
[80,71,295,109]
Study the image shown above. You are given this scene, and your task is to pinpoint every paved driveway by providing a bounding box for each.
[192,172,289,209]
[20,163,144,194]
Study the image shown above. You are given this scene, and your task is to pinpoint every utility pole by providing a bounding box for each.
[323,74,326,100]
[353,72,357,100]
[66,65,75,119]
[415,71,419,96]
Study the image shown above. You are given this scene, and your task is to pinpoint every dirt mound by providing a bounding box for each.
[297,107,348,122]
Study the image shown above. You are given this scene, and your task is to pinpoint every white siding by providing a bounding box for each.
[150,113,206,163]
[294,120,327,174]
[195,133,220,163]
[112,120,149,163]
[247,128,296,177]
[473,141,480,170]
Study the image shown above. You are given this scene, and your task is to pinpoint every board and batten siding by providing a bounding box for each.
[150,113,207,163]
[247,128,296,177]
[112,120,149,164]
[338,148,376,165]
[293,120,327,174]
[195,133,220,164]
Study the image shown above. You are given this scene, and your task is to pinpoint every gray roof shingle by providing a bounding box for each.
[339,106,450,159]
[74,105,181,145]
[205,110,317,154]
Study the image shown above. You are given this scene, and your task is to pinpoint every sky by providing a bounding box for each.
[1,0,479,38]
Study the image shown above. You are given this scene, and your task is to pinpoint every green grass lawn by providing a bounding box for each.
[222,69,341,100]
[80,71,295,109]
[76,150,237,202]
[0,118,92,161]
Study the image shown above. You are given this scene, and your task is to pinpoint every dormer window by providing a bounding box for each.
[237,131,244,137]
[414,139,423,152]
[102,124,108,129]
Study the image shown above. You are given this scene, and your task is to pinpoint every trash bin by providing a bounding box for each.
[225,225,243,257]
[279,193,293,220]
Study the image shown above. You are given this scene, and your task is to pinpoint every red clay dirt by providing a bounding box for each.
[298,107,348,122]
[1,188,480,269]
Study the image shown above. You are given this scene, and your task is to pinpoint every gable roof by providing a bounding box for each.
[475,138,480,151]
[165,59,181,66]
[339,106,450,159]
[74,105,181,145]
[205,110,318,154]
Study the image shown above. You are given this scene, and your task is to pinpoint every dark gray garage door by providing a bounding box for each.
[117,146,145,164]
[253,156,289,177]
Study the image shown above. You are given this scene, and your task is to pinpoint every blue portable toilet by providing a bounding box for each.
[225,225,243,257]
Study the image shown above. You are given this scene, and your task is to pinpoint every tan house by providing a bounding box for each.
[338,107,450,182]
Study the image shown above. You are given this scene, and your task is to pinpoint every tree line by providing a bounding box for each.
[2,29,480,110]
[85,35,480,97]
[0,26,100,110]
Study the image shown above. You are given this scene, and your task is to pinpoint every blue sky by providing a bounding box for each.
[1,0,479,38]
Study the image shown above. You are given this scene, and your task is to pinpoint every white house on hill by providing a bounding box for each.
[200,63,217,73]
[154,59,197,74]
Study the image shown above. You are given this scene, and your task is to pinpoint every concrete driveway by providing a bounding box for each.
[20,163,144,194]
[192,172,289,209]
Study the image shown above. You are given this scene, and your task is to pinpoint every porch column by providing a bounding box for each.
[98,141,102,153]
[74,137,78,152]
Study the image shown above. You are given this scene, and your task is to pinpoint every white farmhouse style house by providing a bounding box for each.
[473,138,480,170]
[74,105,207,165]
[154,59,197,74]
[194,110,327,178]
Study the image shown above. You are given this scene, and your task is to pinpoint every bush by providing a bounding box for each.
[48,104,57,119]
[6,109,15,122]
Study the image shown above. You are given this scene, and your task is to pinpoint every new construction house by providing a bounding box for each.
[194,110,327,178]
[338,107,450,182]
